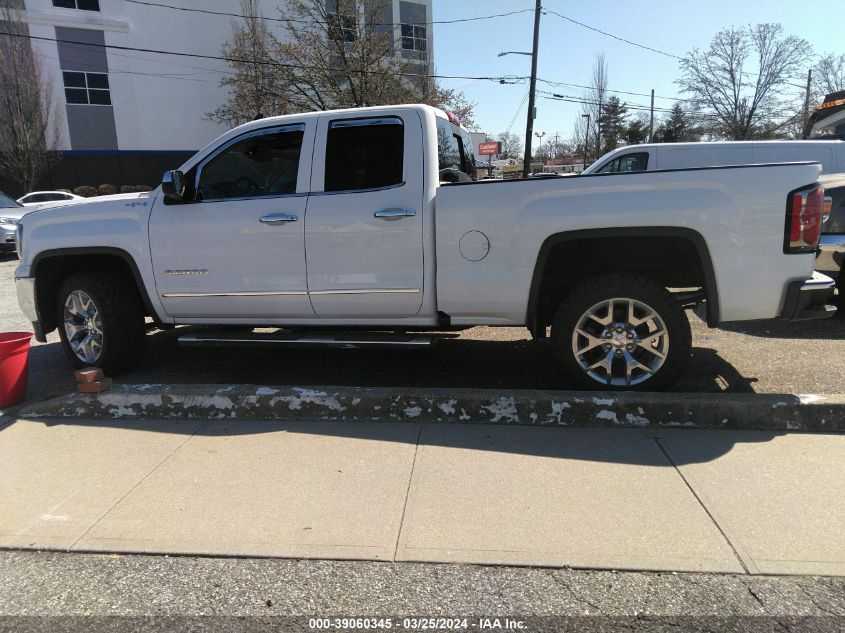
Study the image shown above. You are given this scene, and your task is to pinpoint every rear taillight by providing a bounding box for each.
[822,195,832,224]
[785,186,823,253]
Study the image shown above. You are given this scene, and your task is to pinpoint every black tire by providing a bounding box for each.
[56,271,146,374]
[551,274,692,391]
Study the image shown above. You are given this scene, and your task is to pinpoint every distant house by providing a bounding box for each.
[810,90,845,138]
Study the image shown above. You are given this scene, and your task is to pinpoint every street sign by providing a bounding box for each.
[478,141,501,156]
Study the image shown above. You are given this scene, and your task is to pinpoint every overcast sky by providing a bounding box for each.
[432,0,845,141]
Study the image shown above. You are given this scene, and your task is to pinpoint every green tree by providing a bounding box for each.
[654,102,701,143]
[598,96,628,153]
[625,114,649,145]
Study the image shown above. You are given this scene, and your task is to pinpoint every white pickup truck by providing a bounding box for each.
[13,105,836,390]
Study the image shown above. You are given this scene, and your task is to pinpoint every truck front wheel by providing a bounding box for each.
[551,275,691,391]
[56,272,145,374]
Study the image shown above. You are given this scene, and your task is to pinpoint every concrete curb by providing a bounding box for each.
[18,384,845,432]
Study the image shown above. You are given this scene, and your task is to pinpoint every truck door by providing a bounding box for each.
[149,121,315,318]
[304,112,425,317]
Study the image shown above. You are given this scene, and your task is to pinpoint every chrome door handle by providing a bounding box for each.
[374,209,416,220]
[260,213,298,225]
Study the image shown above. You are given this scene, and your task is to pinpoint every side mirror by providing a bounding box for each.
[161,170,185,201]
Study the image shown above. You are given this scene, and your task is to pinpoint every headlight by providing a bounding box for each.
[0,217,19,225]
[15,223,23,259]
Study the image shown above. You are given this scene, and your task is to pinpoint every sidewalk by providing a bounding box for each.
[0,416,842,576]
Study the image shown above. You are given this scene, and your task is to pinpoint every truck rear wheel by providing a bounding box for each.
[57,272,145,374]
[551,275,691,391]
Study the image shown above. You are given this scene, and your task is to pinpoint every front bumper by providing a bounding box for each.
[14,277,46,342]
[816,234,845,279]
[1,227,16,251]
[781,272,837,321]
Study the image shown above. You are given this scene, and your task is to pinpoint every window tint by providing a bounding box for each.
[325,119,404,191]
[53,0,99,10]
[196,128,304,201]
[460,131,476,179]
[436,118,475,184]
[401,24,426,51]
[62,71,111,106]
[0,192,20,208]
[597,152,649,173]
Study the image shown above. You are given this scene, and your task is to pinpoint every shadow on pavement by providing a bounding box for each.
[718,315,845,339]
[28,416,780,468]
[103,327,760,394]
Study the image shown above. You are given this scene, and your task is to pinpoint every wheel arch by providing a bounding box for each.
[525,227,719,337]
[31,247,160,334]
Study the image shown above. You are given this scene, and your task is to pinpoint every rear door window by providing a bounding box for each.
[437,117,475,184]
[324,117,404,191]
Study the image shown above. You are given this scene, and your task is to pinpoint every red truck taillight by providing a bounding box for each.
[785,186,823,253]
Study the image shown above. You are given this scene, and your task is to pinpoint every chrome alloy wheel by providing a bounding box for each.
[63,290,104,364]
[571,297,669,387]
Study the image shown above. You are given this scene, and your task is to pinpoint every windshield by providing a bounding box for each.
[0,191,21,208]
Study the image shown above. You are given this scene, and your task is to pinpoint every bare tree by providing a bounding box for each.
[678,24,812,139]
[207,0,291,126]
[0,4,62,195]
[495,132,523,159]
[210,0,475,124]
[579,53,608,161]
[813,53,845,97]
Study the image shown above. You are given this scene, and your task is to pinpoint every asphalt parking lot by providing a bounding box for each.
[2,253,844,406]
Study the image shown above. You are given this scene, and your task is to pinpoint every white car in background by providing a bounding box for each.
[1,191,27,255]
[17,191,84,208]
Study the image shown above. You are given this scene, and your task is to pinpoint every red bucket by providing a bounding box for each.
[0,332,33,407]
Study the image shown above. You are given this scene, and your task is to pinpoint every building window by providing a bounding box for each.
[53,0,101,10]
[401,24,426,52]
[326,0,356,43]
[63,71,111,106]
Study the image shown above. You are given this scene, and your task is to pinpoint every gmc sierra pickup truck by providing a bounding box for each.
[13,105,837,390]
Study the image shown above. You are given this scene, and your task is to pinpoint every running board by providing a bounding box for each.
[178,331,434,349]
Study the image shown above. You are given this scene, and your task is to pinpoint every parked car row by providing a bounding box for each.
[0,191,26,254]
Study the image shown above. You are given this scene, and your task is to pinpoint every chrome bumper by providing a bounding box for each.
[817,234,845,278]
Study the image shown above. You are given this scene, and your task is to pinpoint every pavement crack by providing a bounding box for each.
[392,425,423,562]
[546,570,601,613]
[742,580,766,609]
[653,437,750,575]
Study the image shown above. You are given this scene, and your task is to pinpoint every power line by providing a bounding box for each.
[538,77,706,105]
[123,0,534,27]
[542,9,682,60]
[505,89,531,135]
[0,29,520,83]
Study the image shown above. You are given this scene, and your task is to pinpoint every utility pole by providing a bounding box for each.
[581,113,590,171]
[522,0,542,179]
[595,100,602,162]
[649,89,655,143]
[802,68,813,139]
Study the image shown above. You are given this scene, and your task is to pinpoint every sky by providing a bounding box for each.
[432,0,845,142]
